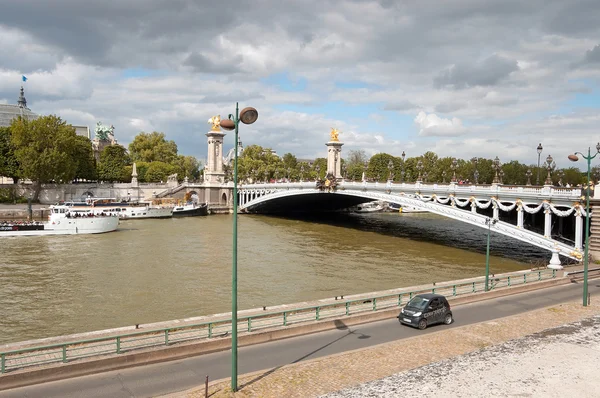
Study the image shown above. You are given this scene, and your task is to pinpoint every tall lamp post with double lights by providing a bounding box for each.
[536,143,543,185]
[568,142,600,307]
[218,104,258,392]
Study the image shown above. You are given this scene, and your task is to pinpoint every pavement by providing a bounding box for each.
[172,297,600,398]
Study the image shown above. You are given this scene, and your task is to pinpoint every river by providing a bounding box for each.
[0,212,547,344]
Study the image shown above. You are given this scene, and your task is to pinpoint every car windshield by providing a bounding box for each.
[406,297,430,310]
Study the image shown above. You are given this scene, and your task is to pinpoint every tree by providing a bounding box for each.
[128,132,178,163]
[367,153,396,181]
[145,161,177,182]
[174,155,201,181]
[72,135,97,181]
[345,150,369,181]
[97,145,131,182]
[10,115,81,200]
[0,126,20,183]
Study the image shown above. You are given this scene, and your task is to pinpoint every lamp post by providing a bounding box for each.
[558,170,564,187]
[287,167,291,182]
[450,158,458,183]
[388,159,394,181]
[485,217,497,292]
[416,160,424,182]
[568,142,600,307]
[536,143,543,185]
[442,170,447,183]
[472,157,479,184]
[544,154,556,185]
[218,104,258,392]
[300,164,305,182]
[526,169,532,186]
[315,165,321,180]
[342,164,347,181]
[401,151,406,183]
[492,156,501,184]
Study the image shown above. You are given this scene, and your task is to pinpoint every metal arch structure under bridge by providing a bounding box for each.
[238,181,588,267]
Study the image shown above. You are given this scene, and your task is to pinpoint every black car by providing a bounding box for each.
[397,293,453,330]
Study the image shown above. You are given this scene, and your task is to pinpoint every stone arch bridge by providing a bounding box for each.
[238,180,587,267]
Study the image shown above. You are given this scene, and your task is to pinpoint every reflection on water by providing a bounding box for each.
[0,212,545,344]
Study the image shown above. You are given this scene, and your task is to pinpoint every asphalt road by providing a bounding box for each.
[1,281,598,398]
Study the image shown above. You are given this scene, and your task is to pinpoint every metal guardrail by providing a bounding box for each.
[0,269,557,374]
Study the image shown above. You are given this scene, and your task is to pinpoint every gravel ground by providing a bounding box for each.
[321,315,600,398]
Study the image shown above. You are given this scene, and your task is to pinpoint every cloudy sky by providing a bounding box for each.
[1,0,599,167]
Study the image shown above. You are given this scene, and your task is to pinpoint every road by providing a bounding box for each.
[1,281,598,398]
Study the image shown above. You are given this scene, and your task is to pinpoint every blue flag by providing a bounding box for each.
[22,75,27,82]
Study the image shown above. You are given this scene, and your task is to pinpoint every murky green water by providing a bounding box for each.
[0,212,545,344]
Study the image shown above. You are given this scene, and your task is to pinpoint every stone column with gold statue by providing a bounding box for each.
[326,128,344,179]
[204,115,226,184]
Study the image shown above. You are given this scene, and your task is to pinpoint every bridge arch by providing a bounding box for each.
[240,188,582,262]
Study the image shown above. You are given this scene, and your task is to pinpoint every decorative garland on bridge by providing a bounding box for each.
[413,194,586,218]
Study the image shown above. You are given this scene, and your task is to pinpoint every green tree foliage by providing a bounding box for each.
[10,115,82,200]
[145,161,177,183]
[72,135,97,181]
[173,155,201,181]
[128,132,178,163]
[97,145,131,182]
[238,145,283,182]
[0,126,20,183]
[345,150,369,181]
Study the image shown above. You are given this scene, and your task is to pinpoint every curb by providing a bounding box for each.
[0,275,580,392]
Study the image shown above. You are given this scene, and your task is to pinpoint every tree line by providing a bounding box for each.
[232,146,594,187]
[0,115,201,201]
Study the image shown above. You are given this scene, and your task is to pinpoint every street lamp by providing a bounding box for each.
[472,157,479,184]
[416,160,424,182]
[485,217,498,292]
[568,142,600,307]
[544,154,556,185]
[442,170,447,183]
[218,104,258,392]
[300,164,305,182]
[388,159,394,181]
[401,151,406,183]
[450,158,458,183]
[526,169,532,186]
[536,143,543,185]
[492,156,501,184]
[315,165,321,180]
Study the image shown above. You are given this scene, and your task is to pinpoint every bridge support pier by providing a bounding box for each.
[548,249,562,269]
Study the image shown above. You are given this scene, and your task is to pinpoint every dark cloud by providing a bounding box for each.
[183,53,245,75]
[583,45,600,64]
[433,55,519,90]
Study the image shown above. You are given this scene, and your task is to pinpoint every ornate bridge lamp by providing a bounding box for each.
[544,154,556,186]
[423,171,429,183]
[388,160,394,182]
[492,156,501,184]
[287,167,291,182]
[472,157,479,184]
[416,160,424,182]
[450,158,458,183]
[442,170,447,183]
[274,169,280,183]
[536,143,543,185]
[568,142,600,307]
[342,164,347,181]
[218,104,259,392]
[363,160,369,182]
[315,165,321,180]
[526,169,532,186]
[300,164,305,182]
[485,217,498,291]
[499,169,504,185]
[401,151,406,183]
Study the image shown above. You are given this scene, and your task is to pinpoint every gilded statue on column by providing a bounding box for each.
[208,115,221,131]
[330,128,340,142]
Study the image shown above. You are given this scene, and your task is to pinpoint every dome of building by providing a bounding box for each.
[0,87,38,127]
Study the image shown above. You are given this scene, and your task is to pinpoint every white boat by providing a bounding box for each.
[65,198,173,220]
[121,202,173,219]
[0,204,119,237]
[172,202,208,217]
[354,201,386,213]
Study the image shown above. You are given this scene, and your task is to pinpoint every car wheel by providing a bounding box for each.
[444,313,453,325]
[418,319,427,330]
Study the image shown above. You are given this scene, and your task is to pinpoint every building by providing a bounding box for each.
[0,87,37,127]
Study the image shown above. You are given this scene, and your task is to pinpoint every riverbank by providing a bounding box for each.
[175,300,600,398]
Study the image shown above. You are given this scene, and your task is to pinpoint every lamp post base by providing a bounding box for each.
[547,250,563,269]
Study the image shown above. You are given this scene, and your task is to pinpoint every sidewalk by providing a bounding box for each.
[172,300,600,398]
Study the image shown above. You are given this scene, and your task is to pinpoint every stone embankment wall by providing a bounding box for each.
[589,199,600,260]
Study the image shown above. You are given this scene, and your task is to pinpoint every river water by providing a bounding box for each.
[0,212,547,344]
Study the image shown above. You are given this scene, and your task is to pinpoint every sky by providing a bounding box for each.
[1,0,599,167]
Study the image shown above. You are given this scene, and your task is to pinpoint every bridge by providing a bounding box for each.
[238,180,586,266]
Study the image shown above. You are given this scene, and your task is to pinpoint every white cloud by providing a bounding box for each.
[414,111,465,137]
